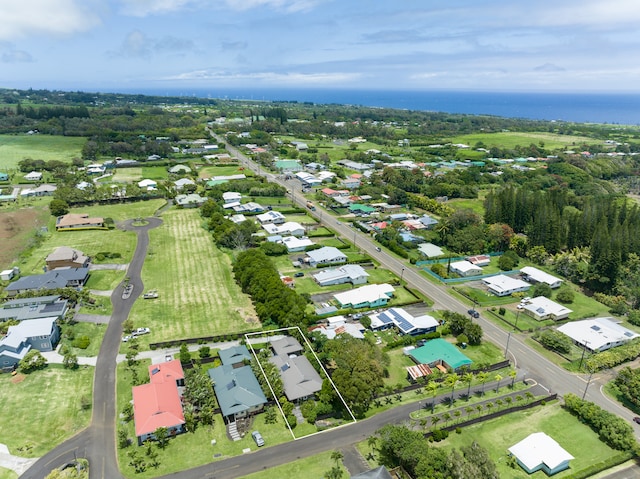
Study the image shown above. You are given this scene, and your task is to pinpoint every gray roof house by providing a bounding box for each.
[219,344,252,367]
[0,295,68,322]
[270,355,323,402]
[4,267,90,296]
[313,264,369,287]
[175,193,206,208]
[306,247,347,267]
[351,466,394,479]
[208,364,267,420]
[0,317,60,370]
[271,336,304,357]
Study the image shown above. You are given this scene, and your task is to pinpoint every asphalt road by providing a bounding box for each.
[20,218,162,479]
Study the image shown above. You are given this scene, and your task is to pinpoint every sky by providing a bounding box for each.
[1,0,640,94]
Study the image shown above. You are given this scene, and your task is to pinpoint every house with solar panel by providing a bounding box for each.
[0,295,69,322]
[557,317,639,353]
[369,308,439,336]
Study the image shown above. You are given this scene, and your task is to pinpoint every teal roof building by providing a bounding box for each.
[409,338,472,370]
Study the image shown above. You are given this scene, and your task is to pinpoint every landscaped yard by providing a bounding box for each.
[0,467,17,479]
[59,322,107,357]
[0,134,86,170]
[0,365,93,456]
[441,402,619,478]
[127,208,259,343]
[85,270,125,291]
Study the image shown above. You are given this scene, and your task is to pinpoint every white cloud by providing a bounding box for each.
[108,30,195,59]
[223,0,327,13]
[0,0,101,40]
[118,0,196,17]
[2,49,33,63]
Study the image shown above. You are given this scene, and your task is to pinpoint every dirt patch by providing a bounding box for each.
[11,373,26,384]
[0,208,45,269]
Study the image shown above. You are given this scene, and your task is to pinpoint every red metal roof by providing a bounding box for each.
[132,382,185,437]
[148,359,184,384]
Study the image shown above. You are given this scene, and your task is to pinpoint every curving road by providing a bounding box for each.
[20,217,162,479]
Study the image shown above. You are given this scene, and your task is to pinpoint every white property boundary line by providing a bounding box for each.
[244,326,357,440]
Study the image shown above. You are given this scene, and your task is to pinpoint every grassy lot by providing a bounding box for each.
[0,364,93,456]
[67,199,167,222]
[447,198,485,216]
[441,402,618,479]
[78,294,113,316]
[0,134,86,169]
[112,168,143,182]
[0,204,51,270]
[141,166,169,180]
[239,451,348,479]
[85,270,125,291]
[0,468,17,479]
[59,322,107,357]
[450,131,594,150]
[128,208,258,343]
[198,165,248,179]
[451,285,519,307]
[384,348,415,387]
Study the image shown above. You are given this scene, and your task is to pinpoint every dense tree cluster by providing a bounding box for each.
[614,367,640,411]
[233,249,308,328]
[374,424,498,479]
[563,393,637,452]
[442,311,483,345]
[537,330,573,354]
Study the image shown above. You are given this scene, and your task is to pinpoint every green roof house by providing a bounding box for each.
[208,364,267,421]
[409,338,472,370]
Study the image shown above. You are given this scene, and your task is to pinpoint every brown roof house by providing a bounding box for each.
[56,213,106,231]
[46,247,90,271]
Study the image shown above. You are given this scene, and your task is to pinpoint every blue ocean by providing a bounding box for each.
[122,88,640,125]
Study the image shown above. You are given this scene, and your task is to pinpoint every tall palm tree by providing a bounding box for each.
[462,372,474,399]
[330,450,344,466]
[427,380,439,412]
[509,370,518,388]
[477,371,489,396]
[494,373,503,393]
[445,373,459,405]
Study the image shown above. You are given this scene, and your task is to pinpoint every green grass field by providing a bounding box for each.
[59,322,107,357]
[198,165,250,179]
[449,131,595,150]
[0,134,86,170]
[442,402,618,478]
[85,270,125,291]
[0,364,93,456]
[65,199,167,222]
[0,468,17,479]
[141,166,169,180]
[128,209,258,343]
[112,168,143,182]
[239,451,348,479]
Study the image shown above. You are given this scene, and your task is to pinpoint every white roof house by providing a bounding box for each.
[313,265,369,287]
[24,171,42,181]
[138,179,157,190]
[256,211,285,225]
[418,243,444,258]
[281,236,314,252]
[369,307,439,336]
[483,274,531,297]
[229,214,247,224]
[232,202,264,213]
[557,317,639,352]
[450,260,483,277]
[520,266,563,289]
[509,432,574,475]
[334,284,395,309]
[523,297,572,321]
[174,178,195,189]
[295,171,322,186]
[262,221,305,237]
[306,247,347,266]
[222,192,242,203]
[312,322,366,340]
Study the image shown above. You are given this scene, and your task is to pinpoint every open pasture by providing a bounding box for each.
[450,131,594,150]
[129,208,258,342]
[0,134,86,170]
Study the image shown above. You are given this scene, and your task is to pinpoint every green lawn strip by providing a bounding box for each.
[198,165,249,178]
[141,167,169,180]
[307,226,333,237]
[239,450,348,479]
[447,198,485,216]
[449,131,594,150]
[602,382,640,416]
[116,362,317,478]
[293,278,350,296]
[550,286,610,319]
[112,168,143,183]
[78,295,113,316]
[316,238,347,248]
[0,364,93,456]
[0,134,86,169]
[249,196,288,206]
[128,209,258,343]
[462,341,506,366]
[85,270,125,290]
[366,268,399,284]
[0,467,18,479]
[283,213,317,225]
[68,199,167,222]
[59,322,107,357]
[440,402,618,479]
[451,286,517,307]
[18,228,137,275]
[485,308,550,332]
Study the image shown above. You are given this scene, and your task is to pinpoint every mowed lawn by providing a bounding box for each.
[442,402,618,478]
[449,131,594,150]
[0,134,86,170]
[129,208,259,341]
[0,365,93,456]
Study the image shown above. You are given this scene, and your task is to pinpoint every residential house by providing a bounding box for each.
[483,274,531,297]
[132,359,185,445]
[256,211,285,225]
[222,192,242,204]
[4,267,90,296]
[175,193,206,208]
[229,214,247,224]
[557,317,639,353]
[208,364,267,421]
[0,269,16,281]
[271,336,304,357]
[312,264,369,287]
[31,184,56,196]
[173,178,196,190]
[341,178,361,189]
[295,171,322,187]
[450,260,483,277]
[138,179,158,190]
[0,295,68,322]
[232,202,265,213]
[466,255,491,267]
[408,338,472,373]
[0,172,9,181]
[45,246,90,271]
[337,159,373,171]
[321,188,349,199]
[520,266,563,289]
[262,222,305,237]
[333,283,395,309]
[168,164,192,174]
[418,243,444,258]
[349,204,376,216]
[56,213,105,231]
[219,344,252,367]
[369,308,438,336]
[309,317,366,340]
[281,236,314,253]
[316,171,336,182]
[24,171,42,181]
[0,317,60,371]
[351,467,394,479]
[418,215,439,229]
[306,246,347,266]
[269,354,323,402]
[523,297,572,321]
[508,433,574,475]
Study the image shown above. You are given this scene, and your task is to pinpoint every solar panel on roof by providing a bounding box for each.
[151,367,160,375]
[625,332,634,337]
[378,312,394,325]
[591,325,601,331]
[389,309,414,332]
